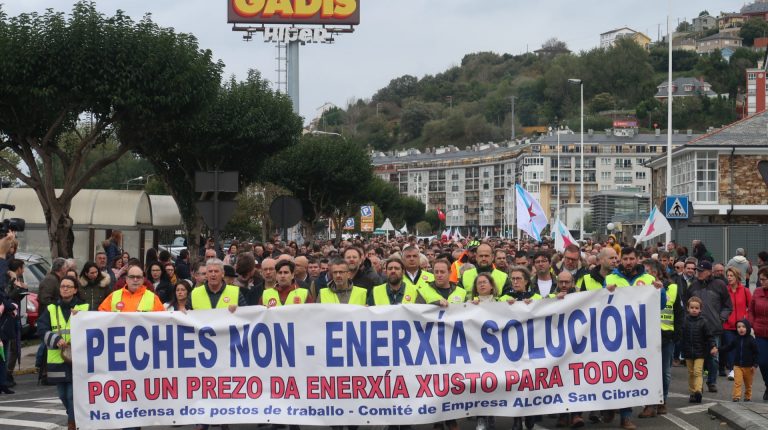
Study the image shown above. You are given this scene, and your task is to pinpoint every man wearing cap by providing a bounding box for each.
[682,260,732,393]
[190,259,246,311]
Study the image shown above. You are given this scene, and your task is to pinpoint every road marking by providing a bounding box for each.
[35,400,62,405]
[0,406,67,415]
[0,418,63,429]
[0,397,59,404]
[662,413,700,430]
[676,402,718,414]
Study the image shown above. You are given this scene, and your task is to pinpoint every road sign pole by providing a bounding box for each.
[213,171,220,250]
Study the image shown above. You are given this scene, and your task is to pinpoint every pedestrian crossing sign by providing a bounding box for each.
[665,196,689,220]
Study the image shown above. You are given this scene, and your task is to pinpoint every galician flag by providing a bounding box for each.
[633,206,672,243]
[515,184,548,241]
[553,219,577,252]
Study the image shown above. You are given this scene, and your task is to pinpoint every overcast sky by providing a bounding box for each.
[4,1,743,124]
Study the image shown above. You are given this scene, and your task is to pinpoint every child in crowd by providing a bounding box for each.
[682,296,718,403]
[720,319,759,402]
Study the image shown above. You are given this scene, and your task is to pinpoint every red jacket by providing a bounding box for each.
[724,284,751,331]
[748,287,768,338]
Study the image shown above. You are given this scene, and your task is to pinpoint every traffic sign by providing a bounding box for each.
[665,195,689,220]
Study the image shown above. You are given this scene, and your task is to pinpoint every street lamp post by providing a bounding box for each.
[568,78,584,241]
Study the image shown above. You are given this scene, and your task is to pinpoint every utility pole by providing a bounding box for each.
[510,96,516,142]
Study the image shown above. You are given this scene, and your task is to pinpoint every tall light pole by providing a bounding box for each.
[568,78,584,241]
[666,7,673,245]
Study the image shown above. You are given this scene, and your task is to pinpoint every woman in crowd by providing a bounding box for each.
[37,276,87,430]
[147,261,173,304]
[164,262,178,285]
[78,261,111,310]
[724,267,751,380]
[748,267,768,400]
[223,243,239,267]
[111,257,125,278]
[165,279,193,312]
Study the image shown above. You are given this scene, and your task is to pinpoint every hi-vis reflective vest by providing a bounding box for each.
[262,287,308,307]
[461,268,507,296]
[191,284,240,309]
[110,289,156,312]
[419,283,467,304]
[372,283,418,305]
[661,283,678,332]
[403,270,434,290]
[604,272,656,288]
[582,274,604,291]
[46,303,89,383]
[319,286,367,305]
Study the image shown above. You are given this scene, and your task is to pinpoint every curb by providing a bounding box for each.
[13,367,38,376]
[709,403,768,430]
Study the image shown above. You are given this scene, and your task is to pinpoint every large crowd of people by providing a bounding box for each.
[2,229,768,430]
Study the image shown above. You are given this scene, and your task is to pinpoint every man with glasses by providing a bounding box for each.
[554,244,588,290]
[98,264,163,312]
[192,262,207,287]
[530,251,555,298]
[317,258,367,305]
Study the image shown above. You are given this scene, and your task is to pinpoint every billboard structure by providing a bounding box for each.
[228,0,360,114]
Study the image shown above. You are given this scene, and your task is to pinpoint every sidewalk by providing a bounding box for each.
[710,401,768,430]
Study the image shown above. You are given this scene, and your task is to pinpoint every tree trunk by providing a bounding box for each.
[43,202,75,259]
[185,215,204,264]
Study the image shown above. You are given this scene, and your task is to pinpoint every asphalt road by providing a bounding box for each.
[0,362,752,430]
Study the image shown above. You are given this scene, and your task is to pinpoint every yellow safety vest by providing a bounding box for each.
[262,287,309,307]
[403,270,434,290]
[605,272,656,288]
[46,303,89,383]
[372,283,419,305]
[110,289,156,312]
[319,286,367,305]
[461,268,508,296]
[661,283,678,332]
[190,284,240,309]
[419,283,467,304]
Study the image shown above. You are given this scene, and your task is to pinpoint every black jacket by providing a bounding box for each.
[351,262,382,291]
[683,275,732,335]
[720,319,759,368]
[682,314,716,359]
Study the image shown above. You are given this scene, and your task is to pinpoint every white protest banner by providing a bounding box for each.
[71,287,662,429]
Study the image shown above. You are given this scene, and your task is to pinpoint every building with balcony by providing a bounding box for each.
[521,128,699,223]
[372,142,525,235]
[648,111,768,224]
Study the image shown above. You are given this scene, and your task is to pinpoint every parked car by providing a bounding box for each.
[158,236,187,259]
[14,252,50,337]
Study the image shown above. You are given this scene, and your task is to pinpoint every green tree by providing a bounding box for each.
[0,2,221,257]
[265,135,374,241]
[136,71,302,256]
[399,100,435,140]
[0,149,20,185]
[740,19,768,46]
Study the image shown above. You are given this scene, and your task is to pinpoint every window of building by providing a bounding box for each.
[616,172,632,184]
[601,158,611,165]
[696,151,718,202]
[601,172,612,180]
[636,171,646,180]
